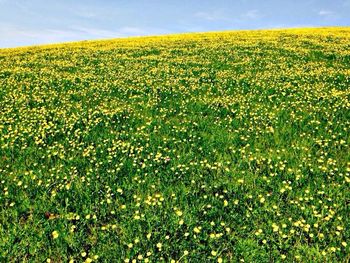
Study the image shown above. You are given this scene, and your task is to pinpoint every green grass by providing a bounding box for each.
[0,27,350,262]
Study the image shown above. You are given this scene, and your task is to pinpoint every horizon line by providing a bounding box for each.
[1,25,349,50]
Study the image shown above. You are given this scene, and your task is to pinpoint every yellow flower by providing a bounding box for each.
[194,227,201,233]
[51,231,59,239]
[272,224,279,232]
[176,210,183,216]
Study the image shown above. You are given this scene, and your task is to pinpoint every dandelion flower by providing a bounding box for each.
[52,231,59,239]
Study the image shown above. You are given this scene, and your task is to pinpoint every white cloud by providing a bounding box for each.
[68,26,123,38]
[69,25,165,38]
[194,9,263,23]
[76,11,97,19]
[318,10,339,20]
[242,10,261,19]
[0,23,169,48]
[118,26,149,35]
[194,11,228,21]
[0,25,85,47]
[318,10,334,16]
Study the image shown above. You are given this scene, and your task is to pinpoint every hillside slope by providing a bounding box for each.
[0,28,350,262]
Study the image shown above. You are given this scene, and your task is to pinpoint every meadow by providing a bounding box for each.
[0,27,349,262]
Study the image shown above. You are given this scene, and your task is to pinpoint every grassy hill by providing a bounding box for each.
[0,27,349,262]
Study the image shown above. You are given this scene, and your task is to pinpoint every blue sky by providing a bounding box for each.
[0,0,349,48]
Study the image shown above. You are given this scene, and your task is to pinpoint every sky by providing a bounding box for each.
[0,0,349,48]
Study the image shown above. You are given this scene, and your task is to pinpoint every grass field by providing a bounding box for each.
[0,27,350,262]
